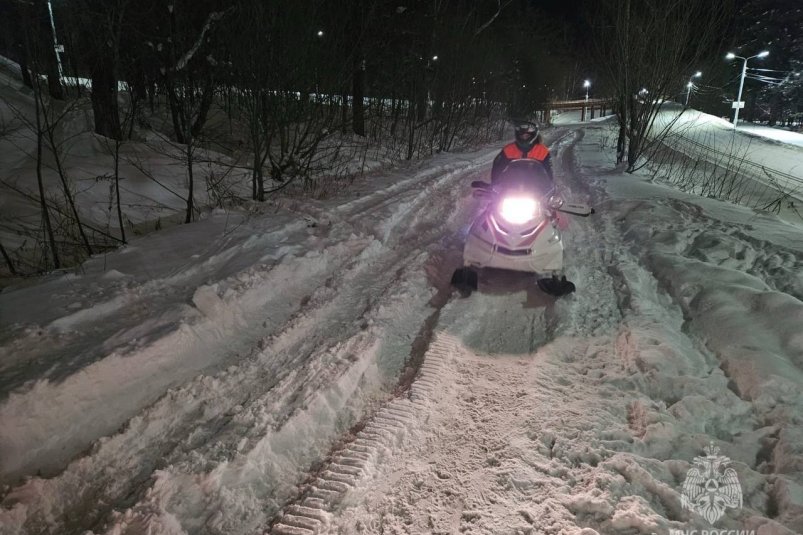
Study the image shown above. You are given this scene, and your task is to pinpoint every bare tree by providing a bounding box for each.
[159,5,231,222]
[591,0,733,172]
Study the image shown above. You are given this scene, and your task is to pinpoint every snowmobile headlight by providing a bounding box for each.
[499,197,539,225]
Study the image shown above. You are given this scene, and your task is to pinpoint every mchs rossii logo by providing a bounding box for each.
[665,442,754,535]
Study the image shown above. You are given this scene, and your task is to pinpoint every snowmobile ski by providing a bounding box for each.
[450,267,478,297]
[536,275,576,297]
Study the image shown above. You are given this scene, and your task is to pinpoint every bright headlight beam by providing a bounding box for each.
[500,197,538,225]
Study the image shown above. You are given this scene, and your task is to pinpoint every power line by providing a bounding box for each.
[748,67,794,74]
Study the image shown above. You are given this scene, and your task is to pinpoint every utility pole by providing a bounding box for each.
[46,0,64,83]
[726,50,769,128]
[583,79,590,121]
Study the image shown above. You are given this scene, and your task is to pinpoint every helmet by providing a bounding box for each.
[514,121,539,152]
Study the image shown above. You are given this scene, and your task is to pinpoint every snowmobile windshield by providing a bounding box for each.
[494,159,553,199]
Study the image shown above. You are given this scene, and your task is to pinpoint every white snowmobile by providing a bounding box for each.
[451,158,593,297]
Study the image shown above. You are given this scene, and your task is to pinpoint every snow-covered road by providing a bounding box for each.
[273,129,803,535]
[2,125,803,535]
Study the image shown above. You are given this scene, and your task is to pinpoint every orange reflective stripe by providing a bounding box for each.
[528,144,549,161]
[502,142,549,161]
[503,143,521,158]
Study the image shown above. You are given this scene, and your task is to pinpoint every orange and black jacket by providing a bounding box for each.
[491,142,553,183]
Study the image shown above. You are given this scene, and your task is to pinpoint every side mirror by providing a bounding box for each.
[547,194,564,209]
[471,180,491,189]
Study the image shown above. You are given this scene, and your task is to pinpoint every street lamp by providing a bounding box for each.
[314,31,325,95]
[583,80,590,121]
[685,71,702,106]
[726,50,769,128]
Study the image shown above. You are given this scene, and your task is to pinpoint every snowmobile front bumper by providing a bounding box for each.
[462,232,563,274]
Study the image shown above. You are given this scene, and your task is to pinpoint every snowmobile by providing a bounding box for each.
[451,159,593,297]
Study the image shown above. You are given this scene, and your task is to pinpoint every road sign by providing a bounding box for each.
[731,101,745,109]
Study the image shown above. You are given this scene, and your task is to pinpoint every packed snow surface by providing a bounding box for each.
[2,122,803,535]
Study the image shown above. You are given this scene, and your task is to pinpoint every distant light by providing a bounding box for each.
[432,55,438,61]
[694,71,702,77]
[726,52,736,60]
[583,80,591,88]
[640,88,648,93]
[757,50,769,58]
[317,30,324,37]
[687,82,694,88]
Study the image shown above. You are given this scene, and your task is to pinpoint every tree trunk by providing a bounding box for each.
[167,86,186,144]
[191,78,215,138]
[416,75,427,122]
[352,57,365,136]
[34,81,60,269]
[148,82,156,113]
[185,138,194,223]
[44,117,94,256]
[390,94,400,136]
[114,139,126,243]
[251,150,258,201]
[406,84,417,160]
[0,241,17,276]
[616,101,627,165]
[340,85,349,133]
[17,43,33,88]
[91,53,122,139]
[626,105,640,172]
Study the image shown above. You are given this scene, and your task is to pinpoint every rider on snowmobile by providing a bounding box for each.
[491,122,553,185]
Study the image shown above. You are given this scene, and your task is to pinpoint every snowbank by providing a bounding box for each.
[653,105,803,193]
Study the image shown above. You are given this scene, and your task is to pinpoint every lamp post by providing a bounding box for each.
[726,50,769,128]
[685,71,702,106]
[314,30,324,95]
[583,79,590,121]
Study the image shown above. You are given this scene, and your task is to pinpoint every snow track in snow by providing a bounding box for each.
[269,334,457,535]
